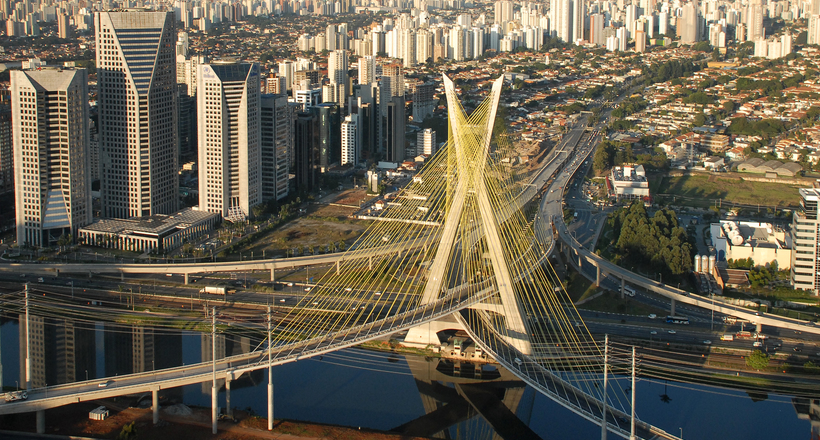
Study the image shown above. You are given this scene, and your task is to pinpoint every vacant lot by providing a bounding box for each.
[654,174,802,208]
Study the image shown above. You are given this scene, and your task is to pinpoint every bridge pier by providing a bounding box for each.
[368,256,373,271]
[336,260,340,276]
[54,269,59,277]
[670,298,676,316]
[211,382,218,434]
[595,263,601,287]
[267,375,274,430]
[620,278,626,300]
[36,410,45,434]
[225,375,232,417]
[756,323,762,333]
[184,273,189,285]
[152,389,159,424]
[270,268,275,282]
[120,270,124,281]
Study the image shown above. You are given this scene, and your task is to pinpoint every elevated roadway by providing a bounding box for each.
[542,124,820,337]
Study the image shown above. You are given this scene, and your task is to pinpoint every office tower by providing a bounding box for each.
[0,104,12,196]
[791,187,820,293]
[572,0,585,43]
[384,97,406,162]
[294,112,318,193]
[748,0,764,41]
[177,31,189,58]
[341,113,358,166]
[96,10,178,219]
[58,13,70,39]
[327,24,337,51]
[417,128,436,155]
[359,55,375,85]
[12,68,91,248]
[260,94,291,202]
[177,84,196,157]
[659,11,668,36]
[328,49,348,106]
[197,61,261,221]
[590,13,605,45]
[312,103,341,172]
[294,69,320,89]
[294,88,322,110]
[401,28,416,67]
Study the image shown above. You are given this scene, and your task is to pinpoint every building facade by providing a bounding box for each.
[260,94,291,202]
[96,10,179,219]
[197,61,261,221]
[792,187,820,294]
[12,68,91,248]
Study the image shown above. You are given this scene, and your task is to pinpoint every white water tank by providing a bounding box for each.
[694,255,701,273]
[729,230,744,246]
[708,255,716,274]
[701,255,709,273]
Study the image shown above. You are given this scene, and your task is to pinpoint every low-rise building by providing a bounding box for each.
[77,208,219,254]
[711,220,792,270]
[608,164,650,201]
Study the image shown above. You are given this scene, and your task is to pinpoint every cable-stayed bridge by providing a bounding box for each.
[1,76,679,439]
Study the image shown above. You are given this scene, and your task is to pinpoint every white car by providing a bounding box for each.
[648,314,657,319]
[668,330,677,335]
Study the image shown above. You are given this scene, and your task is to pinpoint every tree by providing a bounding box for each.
[746,350,770,370]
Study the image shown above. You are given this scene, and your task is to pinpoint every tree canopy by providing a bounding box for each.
[607,203,694,276]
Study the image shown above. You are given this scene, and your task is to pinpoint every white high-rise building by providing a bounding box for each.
[96,10,178,219]
[359,55,375,85]
[659,11,669,35]
[495,0,514,24]
[572,0,585,43]
[747,0,765,41]
[12,68,91,248]
[417,128,436,155]
[328,49,348,106]
[341,113,358,166]
[197,61,261,221]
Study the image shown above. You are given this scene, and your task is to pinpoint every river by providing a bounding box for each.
[0,319,812,439]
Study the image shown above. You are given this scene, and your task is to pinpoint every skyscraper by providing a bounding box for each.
[12,68,91,248]
[197,61,261,221]
[747,0,765,42]
[328,49,348,106]
[341,113,358,166]
[260,94,291,202]
[96,10,178,218]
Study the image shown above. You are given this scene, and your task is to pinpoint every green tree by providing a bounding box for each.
[746,350,770,371]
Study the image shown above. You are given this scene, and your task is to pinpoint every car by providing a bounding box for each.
[98,380,113,388]
[345,288,352,292]
[312,301,318,306]
[4,391,27,402]
[374,292,381,296]
[286,282,293,287]
[668,330,676,335]
[753,341,763,347]
[703,340,712,345]
[514,357,523,367]
[304,287,311,292]
[37,277,44,283]
[794,347,803,352]
[279,299,285,303]
[650,330,657,335]
[648,314,657,319]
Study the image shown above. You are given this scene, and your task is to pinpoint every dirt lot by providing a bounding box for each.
[0,400,433,440]
[241,190,374,257]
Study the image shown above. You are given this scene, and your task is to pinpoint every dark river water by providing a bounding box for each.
[0,319,813,439]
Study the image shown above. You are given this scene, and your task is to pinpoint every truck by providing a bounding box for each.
[736,331,753,339]
[720,334,734,341]
[4,390,27,402]
[200,286,228,295]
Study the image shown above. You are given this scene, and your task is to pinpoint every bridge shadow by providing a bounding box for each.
[390,356,546,440]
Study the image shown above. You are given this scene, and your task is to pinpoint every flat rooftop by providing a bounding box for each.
[81,209,218,236]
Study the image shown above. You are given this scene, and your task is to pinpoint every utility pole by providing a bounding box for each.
[630,346,636,440]
[601,334,608,440]
[267,306,273,431]
[25,283,30,390]
[211,307,217,435]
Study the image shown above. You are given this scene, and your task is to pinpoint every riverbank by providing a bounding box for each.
[0,399,435,440]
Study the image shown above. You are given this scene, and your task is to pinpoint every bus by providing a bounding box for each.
[666,315,690,325]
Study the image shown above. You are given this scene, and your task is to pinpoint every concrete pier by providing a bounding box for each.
[152,389,159,424]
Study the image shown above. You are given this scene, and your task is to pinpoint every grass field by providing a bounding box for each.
[654,174,802,208]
